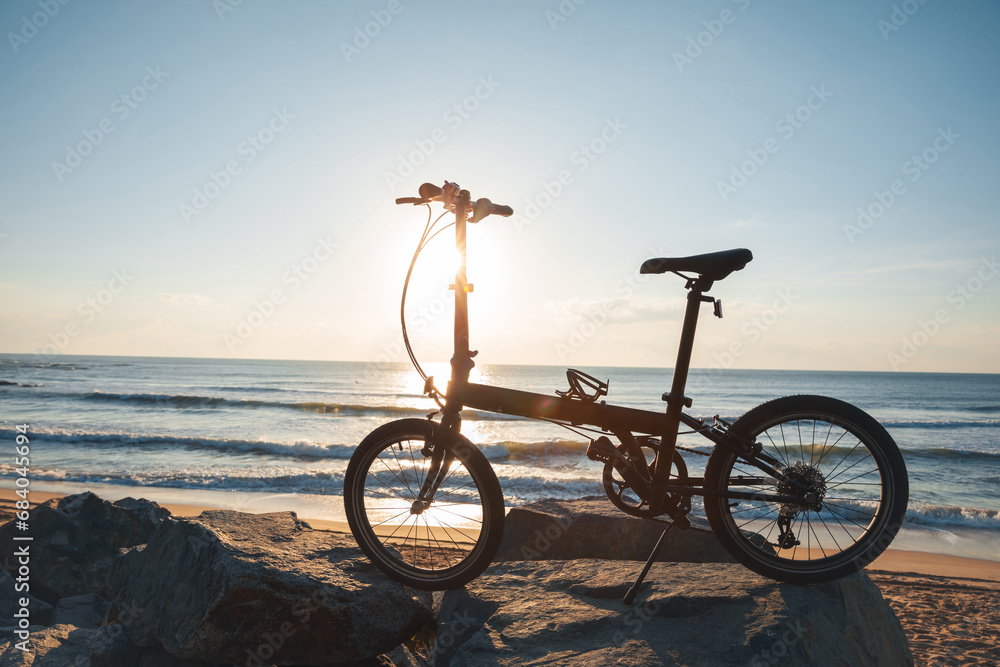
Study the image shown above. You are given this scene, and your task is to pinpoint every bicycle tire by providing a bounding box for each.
[343,418,505,590]
[704,395,908,584]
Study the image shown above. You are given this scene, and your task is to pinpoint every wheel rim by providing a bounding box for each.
[719,414,891,567]
[356,434,489,576]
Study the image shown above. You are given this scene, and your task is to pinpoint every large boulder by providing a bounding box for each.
[105,510,432,665]
[0,493,170,603]
[497,496,733,563]
[422,560,913,666]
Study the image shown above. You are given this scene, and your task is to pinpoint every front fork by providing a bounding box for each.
[414,412,461,511]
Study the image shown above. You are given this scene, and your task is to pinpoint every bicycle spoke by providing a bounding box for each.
[368,472,415,502]
[376,456,418,498]
[823,502,870,533]
[795,420,804,467]
[390,443,418,499]
[824,455,876,485]
[813,432,853,471]
[822,499,878,519]
[431,505,484,525]
[761,428,790,467]
[369,508,413,529]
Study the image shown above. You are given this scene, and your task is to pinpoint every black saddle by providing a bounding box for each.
[640,248,753,282]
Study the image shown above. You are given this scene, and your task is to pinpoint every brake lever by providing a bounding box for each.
[395,197,429,205]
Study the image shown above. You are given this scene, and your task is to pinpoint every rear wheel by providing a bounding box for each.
[344,419,505,590]
[704,395,908,583]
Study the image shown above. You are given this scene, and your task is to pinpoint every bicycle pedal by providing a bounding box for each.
[586,436,618,463]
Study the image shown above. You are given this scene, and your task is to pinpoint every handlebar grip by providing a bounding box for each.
[491,204,514,217]
[418,182,443,200]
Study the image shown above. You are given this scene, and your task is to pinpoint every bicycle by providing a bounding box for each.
[343,181,909,604]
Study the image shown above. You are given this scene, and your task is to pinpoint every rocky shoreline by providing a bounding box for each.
[0,492,914,666]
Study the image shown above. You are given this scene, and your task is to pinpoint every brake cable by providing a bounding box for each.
[400,205,451,407]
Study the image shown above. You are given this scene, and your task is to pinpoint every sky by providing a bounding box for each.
[1,0,998,374]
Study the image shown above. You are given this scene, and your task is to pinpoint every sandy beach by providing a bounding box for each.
[4,489,997,665]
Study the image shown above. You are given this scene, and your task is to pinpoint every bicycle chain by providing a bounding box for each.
[675,443,711,457]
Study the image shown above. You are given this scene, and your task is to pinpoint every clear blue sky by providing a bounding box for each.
[1,0,998,373]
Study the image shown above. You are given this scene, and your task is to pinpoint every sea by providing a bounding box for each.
[1,354,998,561]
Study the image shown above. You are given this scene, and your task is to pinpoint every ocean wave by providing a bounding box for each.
[904,503,1000,530]
[881,419,1000,429]
[204,385,297,394]
[0,380,44,387]
[0,466,344,495]
[70,390,522,421]
[0,359,86,370]
[6,428,351,460]
[480,440,591,460]
[901,447,1000,463]
[961,405,1000,414]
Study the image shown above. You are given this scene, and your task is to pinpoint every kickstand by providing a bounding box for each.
[624,520,678,605]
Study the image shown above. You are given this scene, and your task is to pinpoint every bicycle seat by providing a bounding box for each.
[639,248,753,282]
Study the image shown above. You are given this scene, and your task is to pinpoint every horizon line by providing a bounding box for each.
[1,351,997,377]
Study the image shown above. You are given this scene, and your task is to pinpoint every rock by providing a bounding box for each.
[52,594,111,629]
[0,572,52,626]
[426,560,913,666]
[497,496,734,563]
[106,510,432,665]
[0,627,46,646]
[0,493,170,603]
[0,624,95,666]
[0,624,213,666]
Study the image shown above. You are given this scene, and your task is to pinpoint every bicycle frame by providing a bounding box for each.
[419,186,805,512]
[348,181,908,599]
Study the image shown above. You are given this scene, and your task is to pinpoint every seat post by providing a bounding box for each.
[652,281,708,485]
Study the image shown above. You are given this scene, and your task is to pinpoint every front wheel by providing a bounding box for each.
[704,395,908,584]
[343,419,505,590]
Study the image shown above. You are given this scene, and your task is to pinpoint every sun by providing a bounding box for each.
[393,207,513,367]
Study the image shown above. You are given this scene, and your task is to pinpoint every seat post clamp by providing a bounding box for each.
[661,393,693,409]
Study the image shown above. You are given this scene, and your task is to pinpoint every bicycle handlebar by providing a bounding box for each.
[395,181,513,221]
